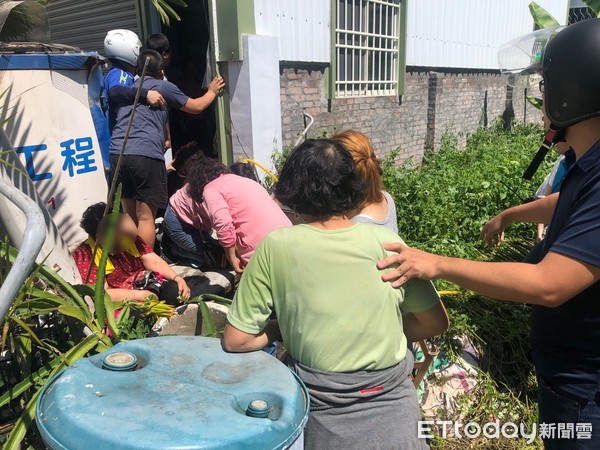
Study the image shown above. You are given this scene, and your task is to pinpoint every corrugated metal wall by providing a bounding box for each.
[254,0,330,63]
[405,0,569,69]
[47,0,140,54]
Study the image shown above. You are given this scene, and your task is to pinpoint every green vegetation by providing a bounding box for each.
[383,122,552,449]
[0,122,556,448]
[0,187,177,448]
[150,0,187,26]
[383,122,550,259]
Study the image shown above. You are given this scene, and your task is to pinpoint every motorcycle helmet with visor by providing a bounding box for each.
[498,26,563,89]
[498,20,600,177]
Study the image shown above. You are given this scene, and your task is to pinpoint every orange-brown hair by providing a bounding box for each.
[332,130,384,206]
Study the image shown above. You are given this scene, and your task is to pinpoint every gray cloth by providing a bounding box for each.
[110,77,189,160]
[352,191,399,234]
[288,352,429,450]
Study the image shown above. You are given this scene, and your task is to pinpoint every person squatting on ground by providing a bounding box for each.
[223,139,449,449]
[166,140,208,199]
[379,20,600,449]
[333,129,399,233]
[230,161,259,183]
[72,202,190,305]
[164,158,291,273]
[109,49,225,250]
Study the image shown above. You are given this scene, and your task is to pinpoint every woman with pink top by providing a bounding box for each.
[164,158,292,272]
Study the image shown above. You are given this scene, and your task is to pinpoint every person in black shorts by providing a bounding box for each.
[110,49,224,249]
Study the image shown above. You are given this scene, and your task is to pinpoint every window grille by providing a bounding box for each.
[335,0,401,98]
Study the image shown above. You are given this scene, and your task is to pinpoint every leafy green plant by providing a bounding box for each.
[526,1,558,110]
[0,1,47,41]
[0,194,125,448]
[529,1,560,29]
[0,180,185,446]
[383,121,550,259]
[0,187,134,448]
[186,294,233,337]
[263,145,293,193]
[584,0,600,15]
[384,123,549,449]
[525,1,600,111]
[150,0,187,26]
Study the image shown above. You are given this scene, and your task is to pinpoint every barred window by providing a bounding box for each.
[335,0,401,98]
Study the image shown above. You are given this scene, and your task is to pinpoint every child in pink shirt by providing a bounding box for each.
[165,159,291,272]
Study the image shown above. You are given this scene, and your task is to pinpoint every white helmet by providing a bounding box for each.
[104,29,142,67]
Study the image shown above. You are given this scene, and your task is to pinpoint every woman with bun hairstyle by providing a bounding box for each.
[333,130,398,233]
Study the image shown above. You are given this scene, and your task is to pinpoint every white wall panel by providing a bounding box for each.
[228,35,283,174]
[254,0,330,63]
[406,0,569,69]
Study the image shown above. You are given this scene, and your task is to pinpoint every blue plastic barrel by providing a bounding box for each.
[36,336,309,450]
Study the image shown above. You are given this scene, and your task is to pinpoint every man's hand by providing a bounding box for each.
[208,76,225,96]
[146,90,165,108]
[479,212,509,247]
[377,243,443,287]
[174,275,191,300]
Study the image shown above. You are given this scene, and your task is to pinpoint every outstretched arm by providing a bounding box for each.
[378,243,600,308]
[179,76,225,114]
[140,252,190,299]
[480,193,559,247]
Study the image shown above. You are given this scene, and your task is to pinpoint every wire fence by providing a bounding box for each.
[569,6,597,24]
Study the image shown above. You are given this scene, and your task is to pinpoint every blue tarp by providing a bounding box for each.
[0,52,102,71]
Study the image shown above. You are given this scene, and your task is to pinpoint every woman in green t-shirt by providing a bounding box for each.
[224,138,448,449]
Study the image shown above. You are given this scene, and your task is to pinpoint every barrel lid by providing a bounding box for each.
[102,351,137,371]
[36,336,308,450]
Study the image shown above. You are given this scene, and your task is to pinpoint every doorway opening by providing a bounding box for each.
[161,0,216,159]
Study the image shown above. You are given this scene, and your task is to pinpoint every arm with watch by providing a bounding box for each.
[140,252,191,299]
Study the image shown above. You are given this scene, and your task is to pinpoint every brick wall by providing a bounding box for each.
[279,66,542,165]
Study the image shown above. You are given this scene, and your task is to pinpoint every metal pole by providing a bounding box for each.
[105,57,150,211]
[0,178,46,322]
[523,87,528,123]
[294,112,315,148]
[85,57,150,284]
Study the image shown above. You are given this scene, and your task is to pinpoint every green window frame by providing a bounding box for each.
[329,0,407,98]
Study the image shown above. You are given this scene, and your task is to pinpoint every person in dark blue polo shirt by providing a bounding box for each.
[103,30,165,131]
[377,20,600,449]
[99,30,166,175]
